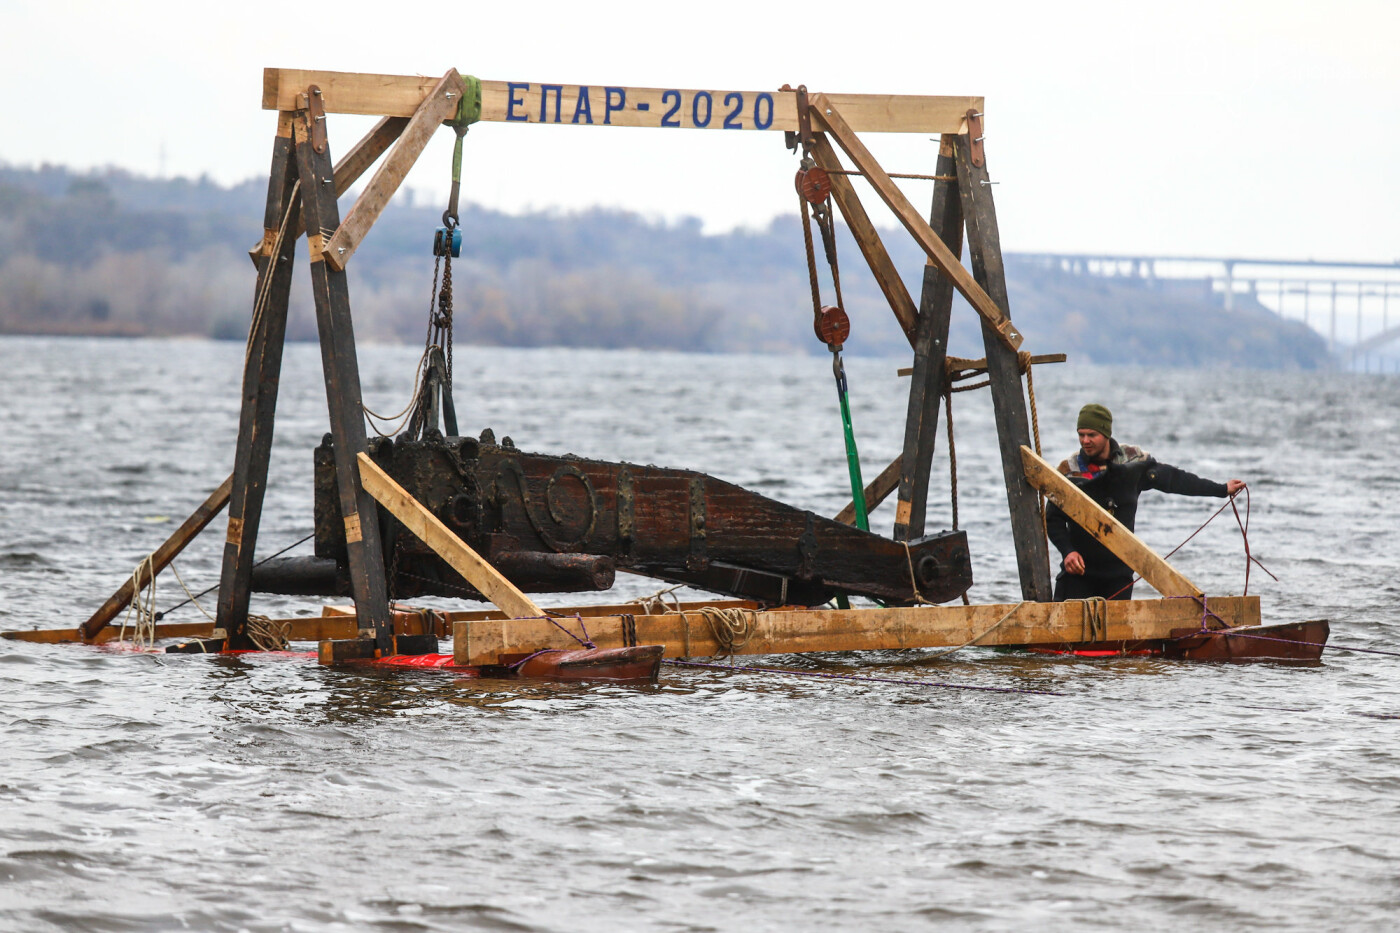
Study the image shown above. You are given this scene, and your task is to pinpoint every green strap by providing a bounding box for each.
[450,74,483,128]
[834,355,869,531]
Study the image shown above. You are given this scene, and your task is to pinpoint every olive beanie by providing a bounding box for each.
[1077,403,1113,438]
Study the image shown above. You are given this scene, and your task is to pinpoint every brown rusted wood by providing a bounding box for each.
[954,134,1052,602]
[322,71,464,271]
[497,645,664,683]
[79,474,233,642]
[835,455,903,526]
[293,108,393,651]
[808,133,918,345]
[1162,619,1328,662]
[216,114,302,649]
[317,436,972,606]
[895,134,960,543]
[452,596,1264,666]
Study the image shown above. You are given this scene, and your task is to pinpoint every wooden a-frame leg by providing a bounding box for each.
[953,135,1053,601]
[215,112,301,649]
[292,107,393,652]
[894,135,961,543]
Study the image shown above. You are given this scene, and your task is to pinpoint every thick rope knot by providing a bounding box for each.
[1081,597,1107,642]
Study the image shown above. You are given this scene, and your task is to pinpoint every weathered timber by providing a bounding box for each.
[261,69,981,134]
[314,434,971,606]
[1020,446,1204,598]
[293,109,393,650]
[248,114,409,265]
[835,455,903,527]
[79,474,233,642]
[810,95,1022,352]
[357,451,544,619]
[954,134,1052,602]
[453,596,1263,666]
[322,71,465,271]
[216,113,302,648]
[895,134,960,542]
[249,550,612,597]
[808,133,918,344]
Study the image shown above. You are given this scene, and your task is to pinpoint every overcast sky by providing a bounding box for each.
[3,0,1396,262]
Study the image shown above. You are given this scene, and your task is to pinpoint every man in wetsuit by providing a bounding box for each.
[1046,403,1245,601]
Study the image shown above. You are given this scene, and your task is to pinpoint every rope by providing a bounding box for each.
[245,614,291,651]
[696,606,755,659]
[901,541,930,605]
[1082,597,1107,642]
[245,179,301,368]
[117,554,160,649]
[155,532,315,620]
[363,346,433,438]
[664,659,1065,697]
[926,601,1028,659]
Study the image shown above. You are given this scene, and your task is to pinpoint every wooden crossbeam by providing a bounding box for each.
[79,474,233,641]
[262,69,982,134]
[1020,446,1204,599]
[452,596,1261,666]
[321,71,465,271]
[356,453,543,619]
[809,94,1023,353]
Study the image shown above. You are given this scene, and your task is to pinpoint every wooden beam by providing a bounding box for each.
[808,134,918,345]
[294,112,394,650]
[895,134,960,542]
[262,69,982,134]
[835,454,903,526]
[357,453,544,619]
[453,596,1261,666]
[216,113,303,648]
[1020,446,1204,599]
[808,94,1023,352]
[955,136,1051,601]
[249,115,409,265]
[79,474,233,641]
[322,71,464,271]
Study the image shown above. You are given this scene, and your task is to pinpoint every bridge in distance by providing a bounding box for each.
[1012,253,1400,370]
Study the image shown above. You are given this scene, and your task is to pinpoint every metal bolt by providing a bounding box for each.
[980,180,999,186]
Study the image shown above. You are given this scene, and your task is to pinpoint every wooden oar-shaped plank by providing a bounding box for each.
[356,452,542,619]
[1020,446,1203,598]
[79,474,234,641]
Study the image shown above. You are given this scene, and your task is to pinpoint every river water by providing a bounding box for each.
[1,335,1398,931]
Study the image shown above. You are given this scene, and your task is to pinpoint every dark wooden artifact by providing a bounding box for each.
[306,432,973,607]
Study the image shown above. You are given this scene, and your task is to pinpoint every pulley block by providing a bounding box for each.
[433,226,462,258]
[814,305,850,349]
[795,166,832,205]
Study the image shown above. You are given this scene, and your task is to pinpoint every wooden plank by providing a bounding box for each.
[322,72,464,271]
[808,133,918,344]
[955,136,1051,601]
[809,94,1022,352]
[1020,446,1203,599]
[835,454,903,526]
[453,596,1261,665]
[294,113,394,650]
[357,453,544,619]
[78,474,233,641]
[215,114,304,648]
[249,115,409,264]
[895,134,960,542]
[262,69,982,134]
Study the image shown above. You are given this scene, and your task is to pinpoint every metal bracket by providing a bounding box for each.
[307,86,327,154]
[965,109,984,168]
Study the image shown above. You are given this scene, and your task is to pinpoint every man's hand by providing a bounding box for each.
[1063,551,1086,575]
[1226,479,1245,496]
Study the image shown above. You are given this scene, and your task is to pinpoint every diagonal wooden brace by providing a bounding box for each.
[1021,446,1204,599]
[321,70,466,271]
[809,94,1022,352]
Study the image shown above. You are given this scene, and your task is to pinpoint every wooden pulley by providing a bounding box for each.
[814,305,850,348]
[795,166,832,205]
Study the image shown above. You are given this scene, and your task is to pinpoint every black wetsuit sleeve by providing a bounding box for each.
[1045,499,1075,557]
[1141,460,1228,497]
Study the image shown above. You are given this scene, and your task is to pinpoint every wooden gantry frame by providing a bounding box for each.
[58,68,1269,657]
